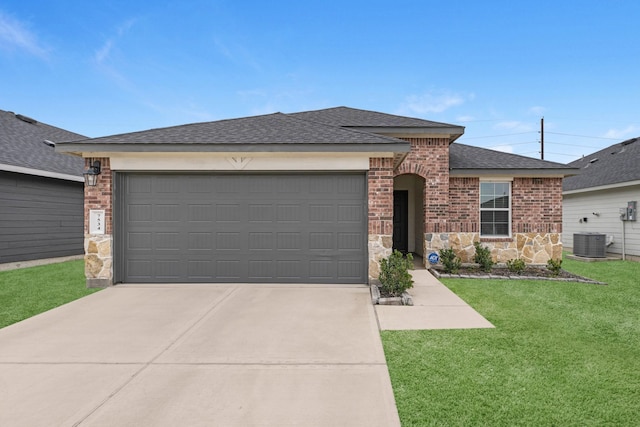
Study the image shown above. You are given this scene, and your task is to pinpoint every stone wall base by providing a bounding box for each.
[368,234,392,283]
[85,234,113,287]
[425,232,563,264]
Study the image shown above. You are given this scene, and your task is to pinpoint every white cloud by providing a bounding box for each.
[94,19,136,65]
[528,106,546,116]
[0,11,48,58]
[398,91,467,116]
[94,39,113,64]
[488,145,514,154]
[455,115,476,122]
[493,121,534,132]
[603,125,640,139]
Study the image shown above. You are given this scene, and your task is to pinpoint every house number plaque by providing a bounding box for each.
[89,210,105,235]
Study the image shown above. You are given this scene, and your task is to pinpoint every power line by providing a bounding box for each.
[545,131,619,140]
[462,131,536,140]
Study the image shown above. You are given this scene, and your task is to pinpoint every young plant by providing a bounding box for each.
[379,250,414,297]
[439,248,462,274]
[547,258,563,277]
[506,258,526,275]
[473,242,494,273]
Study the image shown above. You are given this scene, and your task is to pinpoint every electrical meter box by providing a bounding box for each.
[628,201,637,221]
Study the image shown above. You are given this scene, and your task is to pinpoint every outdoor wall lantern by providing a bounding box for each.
[83,160,101,187]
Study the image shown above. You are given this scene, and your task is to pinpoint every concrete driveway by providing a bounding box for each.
[0,284,400,426]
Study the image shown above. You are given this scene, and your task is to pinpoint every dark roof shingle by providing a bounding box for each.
[563,137,640,191]
[290,106,461,128]
[450,143,577,172]
[0,110,86,177]
[65,112,407,146]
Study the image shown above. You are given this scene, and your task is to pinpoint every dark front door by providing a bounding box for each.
[393,190,408,253]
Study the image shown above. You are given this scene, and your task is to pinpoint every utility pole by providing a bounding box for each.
[540,117,544,160]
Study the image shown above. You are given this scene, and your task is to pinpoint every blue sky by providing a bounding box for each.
[1,0,638,164]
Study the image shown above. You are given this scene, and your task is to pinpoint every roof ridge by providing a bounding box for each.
[291,106,461,128]
[283,110,407,143]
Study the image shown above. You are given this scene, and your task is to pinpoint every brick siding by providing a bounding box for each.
[395,137,450,233]
[84,157,112,234]
[368,158,394,235]
[512,177,563,233]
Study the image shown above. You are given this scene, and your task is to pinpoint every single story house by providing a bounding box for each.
[56,107,577,287]
[563,136,640,260]
[0,109,86,264]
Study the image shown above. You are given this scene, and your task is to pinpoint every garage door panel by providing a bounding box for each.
[118,173,366,284]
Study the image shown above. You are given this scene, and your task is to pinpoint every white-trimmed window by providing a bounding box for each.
[480,182,511,237]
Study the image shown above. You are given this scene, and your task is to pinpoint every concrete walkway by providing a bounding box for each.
[0,285,400,427]
[375,268,495,330]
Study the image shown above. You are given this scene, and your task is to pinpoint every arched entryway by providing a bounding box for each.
[393,174,425,257]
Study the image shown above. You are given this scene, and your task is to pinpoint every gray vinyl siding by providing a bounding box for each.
[0,171,84,263]
[563,185,640,257]
[116,172,367,284]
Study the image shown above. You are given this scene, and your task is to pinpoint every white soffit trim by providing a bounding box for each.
[0,163,84,182]
[109,153,374,171]
[563,179,640,195]
[479,176,514,182]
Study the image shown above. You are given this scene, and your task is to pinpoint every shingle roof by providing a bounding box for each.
[450,143,577,174]
[563,137,640,191]
[62,112,407,146]
[0,109,86,178]
[290,106,461,128]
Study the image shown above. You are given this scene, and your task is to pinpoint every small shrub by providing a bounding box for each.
[506,258,526,275]
[547,258,563,277]
[473,242,494,272]
[440,248,462,274]
[379,250,414,297]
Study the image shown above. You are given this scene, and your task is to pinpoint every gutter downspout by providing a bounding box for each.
[622,220,626,261]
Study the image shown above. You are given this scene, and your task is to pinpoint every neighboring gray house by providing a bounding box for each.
[563,136,640,260]
[0,110,86,264]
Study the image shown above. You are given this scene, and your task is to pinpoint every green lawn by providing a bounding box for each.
[0,260,100,329]
[382,258,640,426]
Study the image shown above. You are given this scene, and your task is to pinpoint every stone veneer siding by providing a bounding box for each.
[368,158,394,281]
[84,157,113,287]
[425,177,563,264]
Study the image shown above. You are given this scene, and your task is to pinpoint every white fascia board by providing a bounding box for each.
[0,163,84,182]
[108,152,384,171]
[563,180,640,195]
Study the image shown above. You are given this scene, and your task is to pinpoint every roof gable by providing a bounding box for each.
[66,112,405,145]
[56,111,412,154]
[450,143,578,176]
[0,109,86,178]
[290,106,459,128]
[563,137,640,191]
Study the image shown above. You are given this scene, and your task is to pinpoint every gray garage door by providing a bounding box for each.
[116,173,367,284]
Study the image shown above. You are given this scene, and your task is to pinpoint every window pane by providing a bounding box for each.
[481,211,494,222]
[495,183,510,195]
[495,223,509,235]
[494,195,509,209]
[480,183,494,194]
[481,223,494,235]
[480,196,494,209]
[495,211,509,222]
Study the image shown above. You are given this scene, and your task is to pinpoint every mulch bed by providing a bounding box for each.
[429,266,606,285]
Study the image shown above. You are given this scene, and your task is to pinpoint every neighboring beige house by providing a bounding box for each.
[56,107,577,287]
[563,136,640,260]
